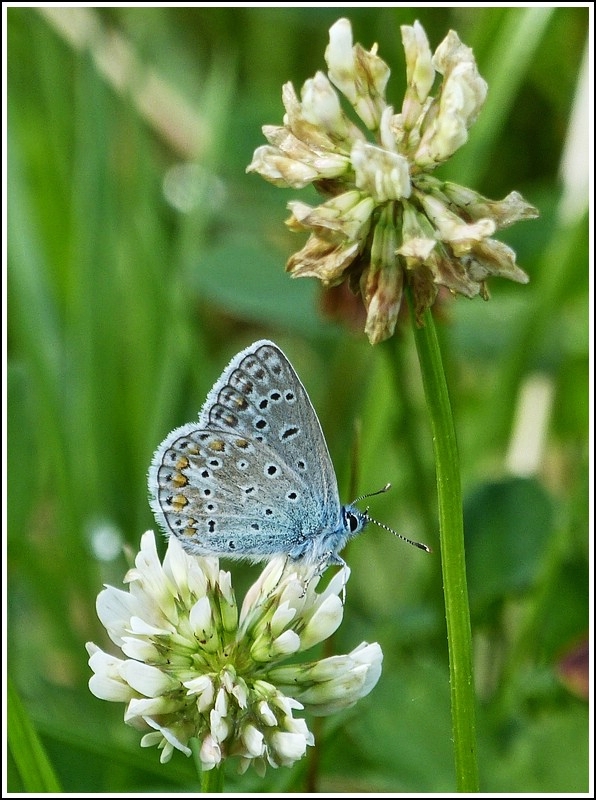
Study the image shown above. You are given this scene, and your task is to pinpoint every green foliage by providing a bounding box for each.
[6,6,589,793]
[7,679,62,792]
[465,477,555,617]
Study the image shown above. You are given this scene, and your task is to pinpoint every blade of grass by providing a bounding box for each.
[7,678,62,793]
[448,6,554,187]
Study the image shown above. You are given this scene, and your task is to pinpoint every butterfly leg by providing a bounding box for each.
[314,553,349,603]
[312,551,347,577]
[326,552,347,568]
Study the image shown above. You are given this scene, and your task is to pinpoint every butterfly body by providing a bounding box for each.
[149,340,368,568]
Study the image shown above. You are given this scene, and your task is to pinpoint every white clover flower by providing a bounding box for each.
[87,531,382,774]
[247,17,538,344]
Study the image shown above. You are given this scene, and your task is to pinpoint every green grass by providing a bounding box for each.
[6,6,589,793]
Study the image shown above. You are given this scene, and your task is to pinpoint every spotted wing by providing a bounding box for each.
[148,340,342,561]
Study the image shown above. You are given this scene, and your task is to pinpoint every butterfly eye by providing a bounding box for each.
[343,509,362,534]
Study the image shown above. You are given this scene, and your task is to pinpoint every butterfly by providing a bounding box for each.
[148,340,430,569]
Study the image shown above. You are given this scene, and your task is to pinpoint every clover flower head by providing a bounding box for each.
[87,531,382,775]
[247,17,538,343]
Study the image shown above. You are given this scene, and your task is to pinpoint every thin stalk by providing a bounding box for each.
[407,291,479,792]
[191,740,225,793]
[201,765,225,793]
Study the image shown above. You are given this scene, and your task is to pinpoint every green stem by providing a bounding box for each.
[407,292,479,792]
[200,763,225,793]
[191,740,225,793]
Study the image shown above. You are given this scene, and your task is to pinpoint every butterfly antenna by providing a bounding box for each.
[355,483,432,553]
[352,482,393,504]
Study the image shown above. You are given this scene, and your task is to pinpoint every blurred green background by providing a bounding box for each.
[7,6,589,793]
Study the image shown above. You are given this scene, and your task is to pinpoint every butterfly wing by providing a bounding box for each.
[148,340,342,561]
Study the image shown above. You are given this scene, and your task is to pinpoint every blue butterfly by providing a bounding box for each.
[149,340,429,568]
